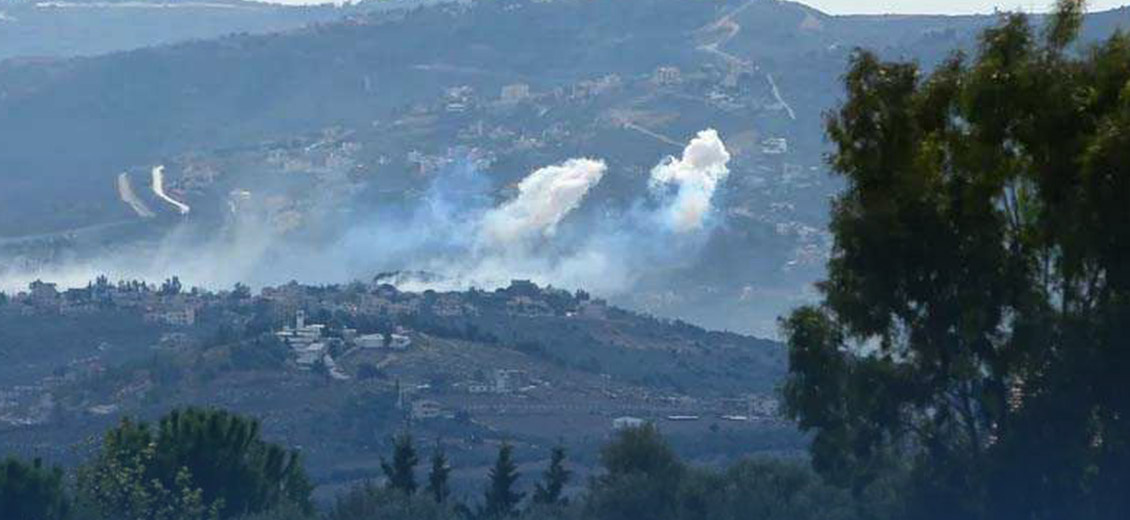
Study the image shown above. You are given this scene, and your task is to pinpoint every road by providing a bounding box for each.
[698,0,798,121]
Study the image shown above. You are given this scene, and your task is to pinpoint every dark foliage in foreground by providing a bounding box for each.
[783,1,1130,519]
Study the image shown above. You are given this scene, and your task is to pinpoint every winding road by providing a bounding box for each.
[697,0,797,121]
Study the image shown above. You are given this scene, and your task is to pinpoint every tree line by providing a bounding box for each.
[1,407,856,520]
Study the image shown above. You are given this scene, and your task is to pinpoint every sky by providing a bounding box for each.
[802,0,1128,15]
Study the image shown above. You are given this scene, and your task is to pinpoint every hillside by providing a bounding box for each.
[0,278,789,491]
[0,0,416,62]
[1,0,1126,336]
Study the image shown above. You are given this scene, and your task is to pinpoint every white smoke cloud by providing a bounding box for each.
[649,128,731,233]
[0,131,731,306]
[480,158,606,247]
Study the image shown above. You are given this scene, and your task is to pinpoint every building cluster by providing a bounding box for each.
[274,310,414,379]
[5,279,202,326]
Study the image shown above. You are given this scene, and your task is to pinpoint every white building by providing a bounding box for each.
[355,334,386,349]
[613,416,645,430]
[276,310,325,349]
[145,306,197,326]
[354,332,412,350]
[653,66,682,85]
[493,369,530,393]
[761,137,788,155]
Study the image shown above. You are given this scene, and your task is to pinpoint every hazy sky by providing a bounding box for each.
[802,0,1128,15]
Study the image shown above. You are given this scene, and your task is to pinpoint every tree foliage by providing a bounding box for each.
[381,433,419,497]
[77,408,312,520]
[586,424,684,520]
[0,457,70,520]
[426,446,452,504]
[782,2,1130,518]
[483,443,523,518]
[327,483,453,520]
[531,445,570,506]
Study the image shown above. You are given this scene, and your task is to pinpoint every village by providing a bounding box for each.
[0,276,784,445]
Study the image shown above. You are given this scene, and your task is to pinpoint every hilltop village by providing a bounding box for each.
[0,276,788,485]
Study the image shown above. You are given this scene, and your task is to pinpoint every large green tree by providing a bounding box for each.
[782,1,1130,519]
[78,408,312,520]
[0,457,70,520]
[586,424,684,520]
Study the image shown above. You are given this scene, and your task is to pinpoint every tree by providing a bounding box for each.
[0,457,70,520]
[327,483,454,520]
[78,409,312,520]
[160,276,183,296]
[381,433,419,496]
[586,424,683,520]
[229,283,251,301]
[532,446,570,506]
[681,459,861,520]
[781,1,1130,519]
[426,446,452,504]
[483,443,523,518]
[75,419,219,520]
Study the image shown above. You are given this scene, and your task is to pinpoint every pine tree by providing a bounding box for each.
[425,447,451,504]
[531,445,570,506]
[380,433,418,496]
[483,443,523,518]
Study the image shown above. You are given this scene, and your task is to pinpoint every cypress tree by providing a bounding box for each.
[426,446,451,504]
[532,445,570,506]
[483,443,523,518]
[380,433,418,496]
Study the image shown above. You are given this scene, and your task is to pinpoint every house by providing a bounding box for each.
[653,66,682,86]
[355,334,386,349]
[145,306,196,326]
[761,137,788,155]
[353,332,411,350]
[493,369,531,394]
[27,280,58,307]
[276,310,325,349]
[411,400,444,420]
[613,416,645,430]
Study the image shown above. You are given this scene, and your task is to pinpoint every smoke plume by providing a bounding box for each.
[649,129,731,233]
[480,158,606,247]
[0,130,732,306]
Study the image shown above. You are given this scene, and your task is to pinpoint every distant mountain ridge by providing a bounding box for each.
[0,0,1126,335]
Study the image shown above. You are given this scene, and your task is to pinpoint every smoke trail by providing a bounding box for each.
[152,165,191,215]
[117,172,155,218]
[648,129,731,233]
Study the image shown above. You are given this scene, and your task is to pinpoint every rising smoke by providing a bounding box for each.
[648,129,731,233]
[480,158,606,247]
[0,130,733,301]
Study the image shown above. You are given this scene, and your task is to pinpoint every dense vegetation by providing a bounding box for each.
[0,409,849,520]
[783,1,1130,519]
